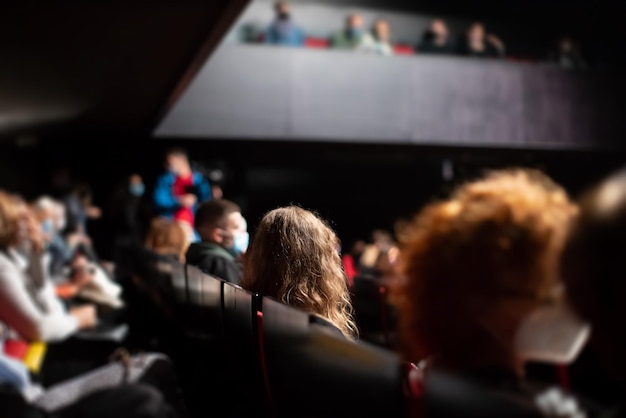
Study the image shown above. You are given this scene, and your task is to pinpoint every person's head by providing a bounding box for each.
[165,148,191,177]
[242,206,357,339]
[373,18,391,42]
[430,18,448,39]
[561,170,626,376]
[467,22,486,44]
[0,190,24,250]
[274,1,290,19]
[346,13,364,32]
[32,196,60,236]
[145,218,189,262]
[128,174,145,198]
[372,229,394,251]
[395,169,576,373]
[194,199,248,255]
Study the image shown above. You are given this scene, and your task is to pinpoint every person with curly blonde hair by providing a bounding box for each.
[242,206,357,339]
[395,169,577,376]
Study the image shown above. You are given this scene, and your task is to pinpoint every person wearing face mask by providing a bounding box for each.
[185,199,247,285]
[417,18,455,54]
[110,174,153,255]
[330,13,366,50]
[32,197,72,280]
[0,191,96,344]
[153,149,212,243]
[265,1,304,47]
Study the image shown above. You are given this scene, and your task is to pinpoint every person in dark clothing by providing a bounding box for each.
[185,199,247,284]
[110,174,152,254]
[417,18,455,54]
[548,36,588,70]
[457,22,505,58]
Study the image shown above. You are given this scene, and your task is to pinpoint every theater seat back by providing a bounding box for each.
[262,297,405,418]
[180,265,223,336]
[424,370,544,418]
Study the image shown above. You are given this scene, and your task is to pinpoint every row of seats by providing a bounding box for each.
[123,246,405,417]
[120,246,549,418]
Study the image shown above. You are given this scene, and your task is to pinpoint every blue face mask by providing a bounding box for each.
[348,27,363,39]
[41,219,55,235]
[230,231,249,256]
[129,183,145,197]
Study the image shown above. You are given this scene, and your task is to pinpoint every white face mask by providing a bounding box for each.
[514,302,590,365]
[231,231,249,255]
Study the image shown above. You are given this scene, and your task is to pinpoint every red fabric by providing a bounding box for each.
[173,174,194,225]
[4,340,28,361]
[305,37,329,48]
[342,254,356,286]
[256,311,275,414]
[557,364,570,392]
[403,363,425,418]
[393,44,415,55]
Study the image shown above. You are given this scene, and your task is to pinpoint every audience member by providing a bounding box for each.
[242,206,357,339]
[457,22,505,58]
[0,352,179,418]
[109,174,152,251]
[330,13,366,50]
[265,1,305,47]
[0,191,96,343]
[417,18,455,54]
[144,218,189,263]
[549,36,587,70]
[561,169,626,413]
[359,229,398,277]
[153,148,212,243]
[358,18,394,56]
[32,197,72,279]
[394,170,583,414]
[185,199,246,285]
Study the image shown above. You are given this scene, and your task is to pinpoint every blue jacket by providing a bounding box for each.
[153,171,212,219]
[265,20,305,46]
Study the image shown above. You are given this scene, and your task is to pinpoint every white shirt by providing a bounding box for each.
[358,33,394,56]
[0,249,78,343]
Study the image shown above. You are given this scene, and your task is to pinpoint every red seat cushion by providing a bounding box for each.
[304,37,329,48]
[393,44,415,55]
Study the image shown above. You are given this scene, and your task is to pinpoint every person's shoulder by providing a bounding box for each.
[156,172,175,183]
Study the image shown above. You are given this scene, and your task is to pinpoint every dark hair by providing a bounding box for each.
[165,147,188,159]
[194,199,241,231]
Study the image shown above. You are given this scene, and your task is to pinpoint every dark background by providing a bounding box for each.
[2,135,625,259]
[2,0,626,256]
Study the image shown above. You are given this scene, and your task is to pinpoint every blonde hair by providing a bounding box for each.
[242,206,358,339]
[0,190,23,250]
[394,169,576,366]
[145,218,188,262]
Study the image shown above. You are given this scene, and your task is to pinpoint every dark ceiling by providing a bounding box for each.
[0,0,249,138]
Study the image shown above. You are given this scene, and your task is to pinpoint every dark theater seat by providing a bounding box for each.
[261,297,405,418]
[424,371,544,418]
[181,264,223,336]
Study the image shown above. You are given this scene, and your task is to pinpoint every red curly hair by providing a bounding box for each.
[394,169,576,370]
